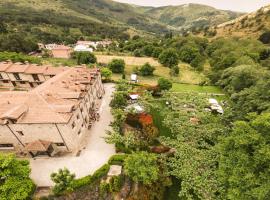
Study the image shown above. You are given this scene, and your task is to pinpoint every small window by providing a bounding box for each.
[3,80,9,83]
[0,74,3,79]
[50,75,54,78]
[77,114,79,119]
[0,144,14,148]
[16,131,24,136]
[72,122,75,129]
[13,73,21,80]
[20,81,26,84]
[32,74,40,81]
[55,143,65,147]
[78,129,81,135]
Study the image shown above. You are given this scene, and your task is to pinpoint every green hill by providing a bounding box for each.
[0,0,168,43]
[143,3,243,32]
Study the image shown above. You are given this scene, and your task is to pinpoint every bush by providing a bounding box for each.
[110,91,128,108]
[139,62,155,76]
[259,31,270,44]
[108,154,128,165]
[51,168,75,195]
[71,164,110,190]
[101,67,112,81]
[110,175,124,192]
[108,59,125,73]
[190,54,205,71]
[74,52,97,65]
[158,78,172,91]
[170,66,180,76]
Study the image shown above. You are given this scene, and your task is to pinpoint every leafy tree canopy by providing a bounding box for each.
[108,59,125,73]
[158,48,179,68]
[0,154,35,200]
[158,78,172,91]
[124,152,159,185]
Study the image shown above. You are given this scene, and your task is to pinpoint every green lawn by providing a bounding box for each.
[171,83,223,94]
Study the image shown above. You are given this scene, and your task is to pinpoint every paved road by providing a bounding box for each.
[30,83,116,186]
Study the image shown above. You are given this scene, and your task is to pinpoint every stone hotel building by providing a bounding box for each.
[0,62,104,157]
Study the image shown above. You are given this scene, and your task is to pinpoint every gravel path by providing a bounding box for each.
[30,83,116,186]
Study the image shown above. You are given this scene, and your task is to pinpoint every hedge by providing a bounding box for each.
[71,164,110,190]
[108,154,127,165]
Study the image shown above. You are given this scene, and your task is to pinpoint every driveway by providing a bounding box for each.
[30,83,116,186]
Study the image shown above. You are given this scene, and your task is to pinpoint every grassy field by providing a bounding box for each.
[171,83,223,94]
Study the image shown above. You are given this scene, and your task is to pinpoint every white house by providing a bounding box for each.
[74,44,93,52]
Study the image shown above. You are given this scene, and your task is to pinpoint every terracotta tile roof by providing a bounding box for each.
[43,66,68,75]
[25,140,52,151]
[24,64,47,74]
[0,62,12,72]
[0,65,100,124]
[5,62,30,73]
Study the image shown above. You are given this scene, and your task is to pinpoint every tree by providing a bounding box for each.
[51,168,75,195]
[218,113,270,200]
[139,62,155,76]
[0,154,35,200]
[0,22,7,33]
[76,52,97,65]
[143,44,154,57]
[179,44,200,64]
[158,48,179,68]
[218,65,265,94]
[158,78,172,91]
[108,59,125,73]
[124,152,159,185]
[152,47,162,58]
[101,67,112,81]
[190,54,205,71]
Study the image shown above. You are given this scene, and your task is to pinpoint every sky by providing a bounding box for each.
[113,0,270,12]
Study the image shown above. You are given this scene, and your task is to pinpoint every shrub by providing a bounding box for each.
[108,154,127,165]
[101,67,112,81]
[0,51,41,64]
[158,78,172,91]
[170,66,180,76]
[71,164,110,190]
[108,59,125,73]
[110,175,124,192]
[74,52,97,65]
[110,91,128,108]
[139,62,155,76]
[259,31,270,44]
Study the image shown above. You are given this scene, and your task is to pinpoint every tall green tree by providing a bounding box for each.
[108,59,125,73]
[218,113,270,200]
[75,52,97,65]
[158,48,179,68]
[0,154,35,200]
[158,78,172,91]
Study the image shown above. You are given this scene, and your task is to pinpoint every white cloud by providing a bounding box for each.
[113,0,270,12]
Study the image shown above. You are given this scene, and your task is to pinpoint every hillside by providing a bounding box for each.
[0,0,168,43]
[207,5,270,39]
[143,3,243,32]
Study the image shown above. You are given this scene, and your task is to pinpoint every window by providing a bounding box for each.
[55,143,65,147]
[13,73,21,80]
[0,73,3,79]
[71,122,75,129]
[32,74,40,81]
[78,129,81,135]
[77,114,79,119]
[3,80,8,83]
[20,81,25,84]
[16,131,24,136]
[50,75,54,78]
[0,144,14,149]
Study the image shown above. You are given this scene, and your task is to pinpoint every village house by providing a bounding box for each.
[0,62,104,157]
[51,45,72,59]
